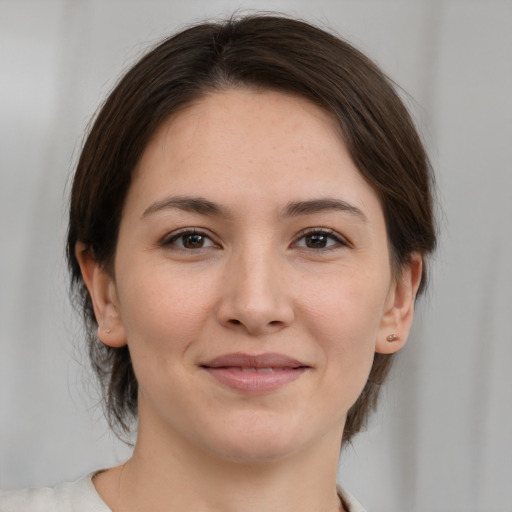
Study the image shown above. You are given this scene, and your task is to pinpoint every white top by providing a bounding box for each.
[0,473,108,511]
[0,472,366,512]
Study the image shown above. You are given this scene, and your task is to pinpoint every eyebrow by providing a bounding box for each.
[282,198,367,221]
[142,195,366,221]
[142,196,230,218]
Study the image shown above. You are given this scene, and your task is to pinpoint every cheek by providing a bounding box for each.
[303,269,388,346]
[300,272,388,402]
[115,272,212,410]
[116,263,218,359]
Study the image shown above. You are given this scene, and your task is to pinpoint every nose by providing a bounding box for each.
[216,245,295,336]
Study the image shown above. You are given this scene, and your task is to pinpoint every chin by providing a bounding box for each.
[212,437,301,465]
[200,415,315,465]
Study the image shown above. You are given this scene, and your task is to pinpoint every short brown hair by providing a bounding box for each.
[67,14,436,445]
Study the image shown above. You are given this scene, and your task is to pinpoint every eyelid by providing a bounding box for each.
[293,227,351,249]
[161,227,221,249]
[160,226,349,251]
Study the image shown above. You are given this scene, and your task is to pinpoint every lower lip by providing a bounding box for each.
[202,367,307,393]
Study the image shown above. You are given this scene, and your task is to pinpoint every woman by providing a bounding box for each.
[0,14,436,512]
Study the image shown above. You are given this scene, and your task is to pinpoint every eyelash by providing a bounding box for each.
[162,229,220,250]
[293,228,349,251]
[161,228,349,251]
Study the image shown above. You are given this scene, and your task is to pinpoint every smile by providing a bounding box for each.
[200,353,309,393]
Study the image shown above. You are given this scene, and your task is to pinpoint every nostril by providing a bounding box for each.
[228,319,283,327]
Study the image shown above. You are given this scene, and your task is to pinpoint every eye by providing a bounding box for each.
[294,229,347,250]
[163,229,219,250]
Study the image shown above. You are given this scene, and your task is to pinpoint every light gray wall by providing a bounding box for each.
[1,1,511,511]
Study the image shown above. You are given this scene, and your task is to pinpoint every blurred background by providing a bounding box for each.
[0,1,511,511]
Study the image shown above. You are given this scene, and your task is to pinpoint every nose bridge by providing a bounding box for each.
[238,242,279,302]
[220,237,293,333]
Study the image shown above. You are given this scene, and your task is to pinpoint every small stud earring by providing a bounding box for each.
[386,333,399,342]
[105,328,112,334]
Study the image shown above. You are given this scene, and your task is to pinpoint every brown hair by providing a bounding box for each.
[67,14,436,445]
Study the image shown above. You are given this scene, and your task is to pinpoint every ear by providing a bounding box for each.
[75,241,127,347]
[375,253,423,354]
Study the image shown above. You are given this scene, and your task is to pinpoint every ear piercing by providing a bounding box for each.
[105,328,112,334]
[386,333,399,342]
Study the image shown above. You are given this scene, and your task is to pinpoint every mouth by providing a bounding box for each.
[200,353,310,393]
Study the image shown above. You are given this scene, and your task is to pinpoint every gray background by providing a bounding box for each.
[1,1,511,511]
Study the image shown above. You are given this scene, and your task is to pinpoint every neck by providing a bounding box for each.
[95,414,345,512]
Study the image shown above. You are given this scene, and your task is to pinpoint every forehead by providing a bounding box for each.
[143,89,343,164]
[128,88,381,219]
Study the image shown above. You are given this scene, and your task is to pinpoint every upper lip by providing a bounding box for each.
[200,352,308,369]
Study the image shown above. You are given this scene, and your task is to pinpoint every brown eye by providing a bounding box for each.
[165,230,218,250]
[304,233,329,248]
[295,229,345,250]
[182,233,206,249]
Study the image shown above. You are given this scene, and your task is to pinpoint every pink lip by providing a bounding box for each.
[200,352,309,393]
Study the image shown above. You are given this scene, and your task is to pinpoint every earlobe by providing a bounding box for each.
[75,242,127,348]
[375,253,423,354]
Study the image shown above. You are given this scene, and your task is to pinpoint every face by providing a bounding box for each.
[83,89,418,464]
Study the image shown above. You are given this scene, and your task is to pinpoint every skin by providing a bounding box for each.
[77,89,422,512]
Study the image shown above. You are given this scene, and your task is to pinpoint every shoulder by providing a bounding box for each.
[0,472,110,512]
[338,485,367,512]
[1,475,365,512]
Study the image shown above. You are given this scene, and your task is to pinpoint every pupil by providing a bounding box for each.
[306,234,327,248]
[183,234,204,248]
